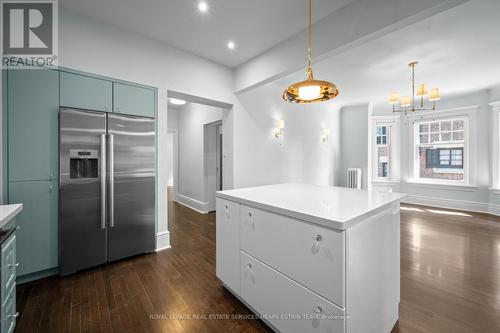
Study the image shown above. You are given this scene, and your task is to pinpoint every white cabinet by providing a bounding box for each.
[241,252,345,333]
[216,184,402,333]
[240,205,345,307]
[216,198,240,294]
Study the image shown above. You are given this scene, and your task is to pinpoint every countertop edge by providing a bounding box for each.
[216,192,405,230]
[0,204,23,229]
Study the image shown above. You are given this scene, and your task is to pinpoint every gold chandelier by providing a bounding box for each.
[282,0,338,103]
[389,62,440,113]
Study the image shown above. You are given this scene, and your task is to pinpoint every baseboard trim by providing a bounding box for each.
[403,195,500,216]
[176,193,209,214]
[17,267,59,285]
[488,203,500,216]
[156,231,171,251]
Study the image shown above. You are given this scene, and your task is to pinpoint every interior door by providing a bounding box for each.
[107,113,156,261]
[59,108,107,275]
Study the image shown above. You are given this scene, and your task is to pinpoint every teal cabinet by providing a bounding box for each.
[8,181,58,277]
[113,82,155,117]
[7,69,59,181]
[1,233,16,333]
[60,71,112,112]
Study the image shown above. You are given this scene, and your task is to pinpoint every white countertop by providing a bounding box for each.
[216,183,406,230]
[0,204,23,229]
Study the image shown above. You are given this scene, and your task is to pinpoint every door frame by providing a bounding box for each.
[204,120,222,212]
[167,129,179,202]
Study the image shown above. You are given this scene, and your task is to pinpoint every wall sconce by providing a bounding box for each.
[274,119,285,139]
[321,128,330,143]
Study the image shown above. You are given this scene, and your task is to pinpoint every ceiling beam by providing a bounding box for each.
[234,0,468,94]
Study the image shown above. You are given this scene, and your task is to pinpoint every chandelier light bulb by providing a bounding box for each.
[429,88,441,101]
[417,83,428,97]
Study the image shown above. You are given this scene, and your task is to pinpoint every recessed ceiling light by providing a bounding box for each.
[169,98,186,105]
[197,1,209,13]
[227,41,235,50]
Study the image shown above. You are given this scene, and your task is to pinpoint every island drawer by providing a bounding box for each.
[240,251,345,333]
[240,205,345,307]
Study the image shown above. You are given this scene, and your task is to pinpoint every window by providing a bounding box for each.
[374,124,391,179]
[376,126,388,145]
[425,148,463,169]
[414,118,467,183]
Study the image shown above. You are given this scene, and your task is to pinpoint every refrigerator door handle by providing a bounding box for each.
[109,134,115,228]
[100,134,107,229]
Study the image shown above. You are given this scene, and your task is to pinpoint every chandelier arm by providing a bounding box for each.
[411,63,415,112]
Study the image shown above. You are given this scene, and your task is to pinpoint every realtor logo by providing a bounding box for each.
[1,0,58,68]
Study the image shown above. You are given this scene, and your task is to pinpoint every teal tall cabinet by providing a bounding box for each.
[4,67,157,282]
[7,69,60,280]
[8,69,59,181]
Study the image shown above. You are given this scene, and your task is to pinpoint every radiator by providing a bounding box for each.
[347,168,362,189]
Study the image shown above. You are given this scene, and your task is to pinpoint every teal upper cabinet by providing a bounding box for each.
[113,82,155,117]
[9,180,58,277]
[8,69,59,181]
[60,71,112,112]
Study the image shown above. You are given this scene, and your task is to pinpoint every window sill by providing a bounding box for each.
[489,187,500,195]
[406,180,479,192]
[371,180,401,185]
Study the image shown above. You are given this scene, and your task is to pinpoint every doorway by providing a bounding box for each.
[166,91,231,215]
[205,121,223,212]
[166,130,178,202]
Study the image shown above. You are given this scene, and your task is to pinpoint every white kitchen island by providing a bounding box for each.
[216,183,406,333]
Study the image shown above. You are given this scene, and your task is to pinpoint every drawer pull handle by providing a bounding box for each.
[8,312,19,319]
[7,263,19,268]
[314,306,323,314]
[225,205,229,219]
[248,211,252,217]
[247,263,252,269]
[313,235,322,242]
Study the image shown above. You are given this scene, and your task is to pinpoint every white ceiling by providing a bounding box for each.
[266,0,500,107]
[59,0,354,68]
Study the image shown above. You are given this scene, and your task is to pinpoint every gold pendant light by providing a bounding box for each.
[283,0,339,103]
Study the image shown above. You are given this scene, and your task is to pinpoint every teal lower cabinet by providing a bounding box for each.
[8,181,58,279]
[113,82,155,117]
[1,231,17,333]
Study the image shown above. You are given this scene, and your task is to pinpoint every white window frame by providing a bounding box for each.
[491,101,500,189]
[409,107,477,186]
[372,119,394,181]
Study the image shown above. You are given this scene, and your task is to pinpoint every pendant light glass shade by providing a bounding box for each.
[283,68,339,103]
[282,0,338,104]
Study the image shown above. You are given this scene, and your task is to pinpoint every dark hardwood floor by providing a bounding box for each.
[15,192,500,333]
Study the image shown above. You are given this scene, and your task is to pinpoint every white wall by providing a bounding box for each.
[235,80,340,188]
[177,103,223,210]
[338,105,369,188]
[57,8,236,250]
[167,108,179,130]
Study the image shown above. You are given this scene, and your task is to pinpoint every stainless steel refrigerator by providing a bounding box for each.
[59,108,155,275]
